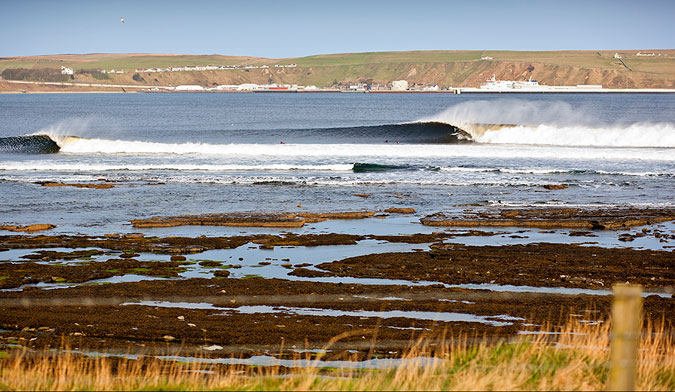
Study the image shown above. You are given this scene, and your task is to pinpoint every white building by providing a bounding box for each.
[391,80,409,91]
[61,66,73,75]
[175,85,205,91]
[237,84,259,91]
[213,85,239,91]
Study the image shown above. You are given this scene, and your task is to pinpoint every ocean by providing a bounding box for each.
[1,92,674,237]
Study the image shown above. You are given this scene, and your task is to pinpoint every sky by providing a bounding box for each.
[3,0,674,58]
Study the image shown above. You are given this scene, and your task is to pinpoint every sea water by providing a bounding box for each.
[0,93,673,235]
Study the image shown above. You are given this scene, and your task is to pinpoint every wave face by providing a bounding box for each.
[0,122,469,155]
[289,122,472,144]
[0,135,61,154]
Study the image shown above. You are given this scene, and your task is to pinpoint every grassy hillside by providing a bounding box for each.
[1,50,674,89]
[0,53,259,73]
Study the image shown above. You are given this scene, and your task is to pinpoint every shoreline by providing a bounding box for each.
[2,80,675,94]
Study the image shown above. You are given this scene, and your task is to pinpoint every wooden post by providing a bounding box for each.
[607,284,642,391]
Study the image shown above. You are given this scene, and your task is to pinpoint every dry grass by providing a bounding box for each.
[0,318,673,391]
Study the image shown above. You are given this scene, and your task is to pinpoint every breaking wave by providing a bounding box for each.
[466,122,675,147]
[420,100,675,148]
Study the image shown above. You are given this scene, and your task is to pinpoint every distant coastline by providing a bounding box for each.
[1,49,674,93]
[2,79,674,95]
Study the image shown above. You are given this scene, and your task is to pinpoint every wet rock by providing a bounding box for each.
[213,270,230,278]
[288,267,333,278]
[123,233,145,239]
[0,224,56,233]
[569,231,598,237]
[36,181,114,189]
[171,255,187,261]
[315,243,674,289]
[296,211,376,220]
[0,259,189,289]
[353,194,371,198]
[131,212,306,228]
[618,234,635,242]
[542,184,569,190]
[384,208,416,214]
[421,207,675,230]
[20,249,106,261]
[198,260,221,267]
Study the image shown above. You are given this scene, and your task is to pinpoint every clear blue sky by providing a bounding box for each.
[3,0,673,58]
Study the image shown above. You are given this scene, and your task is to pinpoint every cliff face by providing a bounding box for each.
[2,51,674,91]
[92,60,672,89]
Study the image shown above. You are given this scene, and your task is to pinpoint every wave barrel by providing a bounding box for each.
[0,135,61,154]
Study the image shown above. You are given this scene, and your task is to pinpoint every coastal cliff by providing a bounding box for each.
[1,50,673,92]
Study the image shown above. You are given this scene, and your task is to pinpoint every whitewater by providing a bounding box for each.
[30,137,675,162]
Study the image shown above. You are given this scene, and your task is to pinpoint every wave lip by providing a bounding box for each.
[0,135,60,154]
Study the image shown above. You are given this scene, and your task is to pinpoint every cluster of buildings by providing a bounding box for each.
[62,63,299,75]
[134,63,296,73]
[614,52,668,59]
[165,80,444,93]
[61,66,123,75]
[635,52,667,57]
[173,83,318,92]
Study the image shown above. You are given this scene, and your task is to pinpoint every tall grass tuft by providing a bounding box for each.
[0,318,673,391]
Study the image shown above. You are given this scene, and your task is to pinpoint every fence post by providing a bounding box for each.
[607,284,642,391]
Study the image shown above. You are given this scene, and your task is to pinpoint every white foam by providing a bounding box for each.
[0,162,353,172]
[474,123,675,148]
[46,138,675,162]
[440,167,673,177]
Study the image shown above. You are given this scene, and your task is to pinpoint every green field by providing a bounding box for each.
[0,54,253,72]
[7,49,671,71]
